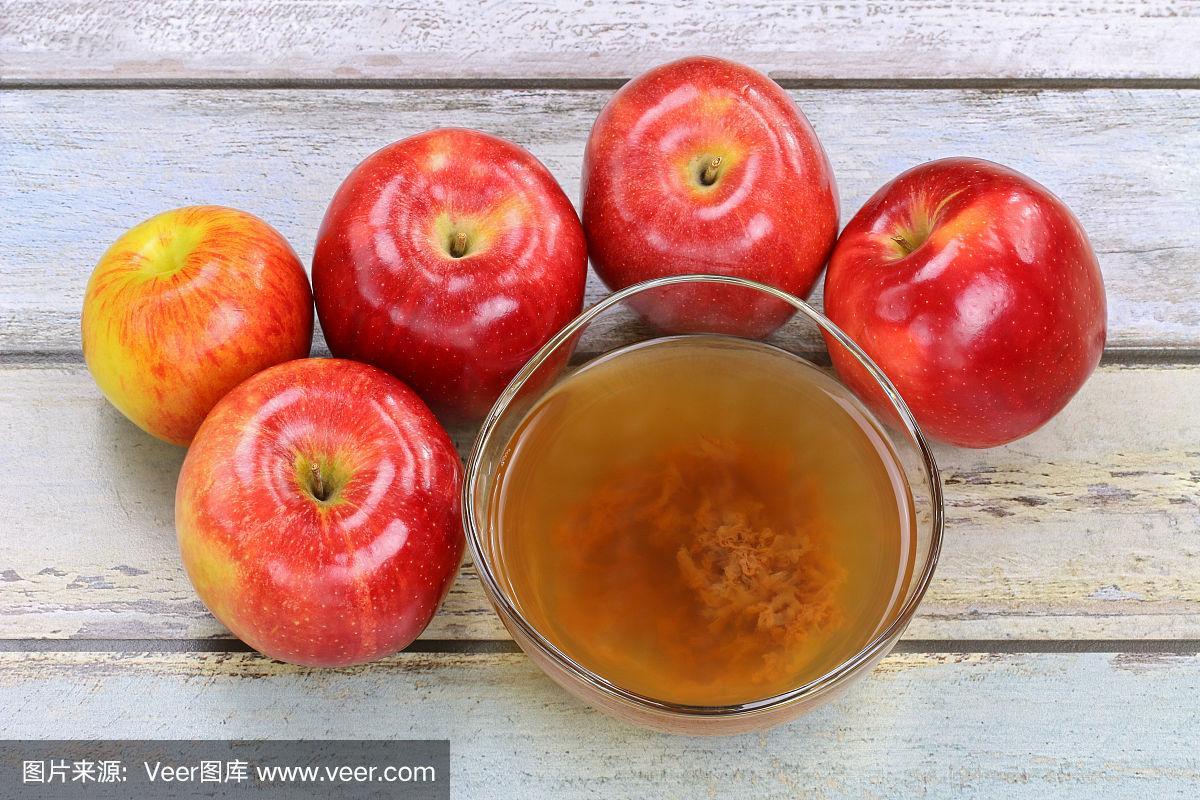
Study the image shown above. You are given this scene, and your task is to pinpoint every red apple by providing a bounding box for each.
[582,56,839,337]
[311,128,588,422]
[82,206,313,445]
[175,358,464,666]
[824,157,1107,448]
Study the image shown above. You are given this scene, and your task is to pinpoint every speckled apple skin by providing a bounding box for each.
[824,157,1107,448]
[311,128,588,423]
[176,358,465,667]
[82,206,313,445]
[581,56,839,337]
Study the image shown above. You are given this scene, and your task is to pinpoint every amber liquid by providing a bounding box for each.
[490,336,916,707]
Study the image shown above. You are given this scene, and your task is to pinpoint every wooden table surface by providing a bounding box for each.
[2,2,1199,796]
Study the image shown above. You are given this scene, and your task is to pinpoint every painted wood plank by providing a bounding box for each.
[2,362,1197,642]
[2,1,1199,82]
[0,650,1197,797]
[1,88,1197,355]
[0,364,497,641]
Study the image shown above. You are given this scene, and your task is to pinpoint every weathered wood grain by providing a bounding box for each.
[2,362,1197,641]
[1,650,1197,797]
[2,0,1198,83]
[2,87,1198,354]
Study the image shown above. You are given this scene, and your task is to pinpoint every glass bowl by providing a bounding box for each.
[463,274,943,735]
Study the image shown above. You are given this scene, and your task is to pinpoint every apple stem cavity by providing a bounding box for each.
[449,231,469,259]
[309,461,329,502]
[700,156,723,187]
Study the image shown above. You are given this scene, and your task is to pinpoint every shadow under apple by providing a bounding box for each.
[90,395,186,535]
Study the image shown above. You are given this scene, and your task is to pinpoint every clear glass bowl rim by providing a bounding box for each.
[462,273,945,719]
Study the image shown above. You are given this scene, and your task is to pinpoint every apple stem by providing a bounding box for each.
[700,156,723,186]
[449,231,469,259]
[309,462,328,502]
[891,235,916,255]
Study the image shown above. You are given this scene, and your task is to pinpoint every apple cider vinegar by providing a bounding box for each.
[489,336,916,707]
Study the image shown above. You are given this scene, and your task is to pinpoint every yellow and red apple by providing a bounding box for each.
[176,358,464,666]
[81,206,313,445]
